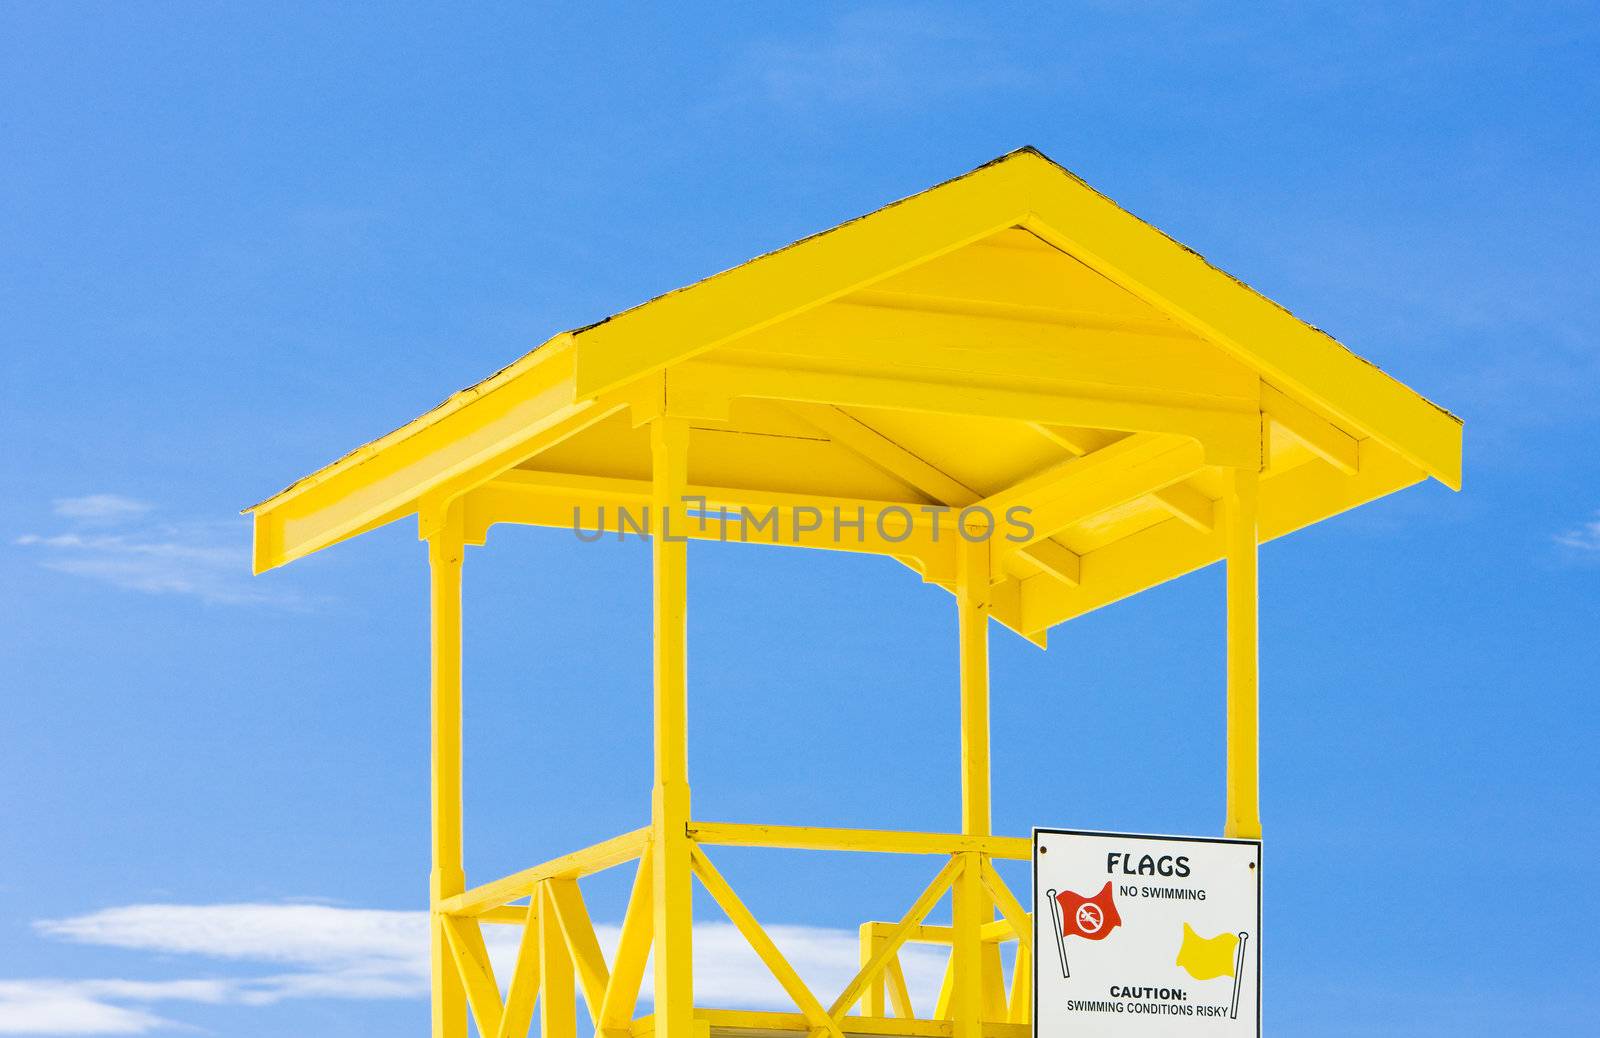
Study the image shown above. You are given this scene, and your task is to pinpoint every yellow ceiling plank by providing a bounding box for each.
[1031,424,1215,532]
[1018,442,1426,632]
[986,437,1208,560]
[723,301,1258,405]
[1261,382,1359,475]
[785,402,1082,587]
[676,358,1260,467]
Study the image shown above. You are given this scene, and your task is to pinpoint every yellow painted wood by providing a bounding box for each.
[600,845,656,1033]
[980,944,1006,1021]
[548,877,612,1025]
[686,822,1030,860]
[673,359,1261,468]
[468,469,955,570]
[1261,382,1359,474]
[976,862,1031,958]
[957,542,991,838]
[439,827,649,916]
[251,341,579,570]
[986,435,1207,559]
[540,883,579,1038]
[933,955,953,1021]
[1006,942,1030,1026]
[859,926,885,1018]
[653,417,696,1038]
[1007,154,1460,486]
[628,1007,1029,1038]
[427,503,467,1038]
[689,845,847,1038]
[724,302,1258,407]
[950,854,986,1038]
[1223,466,1262,840]
[826,858,961,1021]
[885,956,915,1020]
[1030,424,1214,532]
[247,150,1465,1038]
[862,921,1015,947]
[495,899,541,1038]
[444,915,504,1037]
[572,158,1032,398]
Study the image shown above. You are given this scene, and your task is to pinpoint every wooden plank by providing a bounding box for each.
[687,822,1030,860]
[439,827,650,917]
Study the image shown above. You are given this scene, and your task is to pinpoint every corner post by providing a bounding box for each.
[425,499,467,1038]
[650,417,695,1038]
[953,538,991,1038]
[1223,465,1262,840]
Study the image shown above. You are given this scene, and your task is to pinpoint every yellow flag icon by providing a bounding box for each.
[1175,923,1239,981]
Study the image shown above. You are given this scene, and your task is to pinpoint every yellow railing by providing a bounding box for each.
[436,822,1034,1038]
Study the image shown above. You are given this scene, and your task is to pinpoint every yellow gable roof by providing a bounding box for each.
[249,148,1460,639]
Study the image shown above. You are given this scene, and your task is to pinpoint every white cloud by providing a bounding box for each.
[15,500,300,607]
[50,496,153,523]
[0,984,172,1035]
[1555,511,1600,552]
[20,902,955,1034]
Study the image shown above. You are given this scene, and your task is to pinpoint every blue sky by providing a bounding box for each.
[2,3,1597,1035]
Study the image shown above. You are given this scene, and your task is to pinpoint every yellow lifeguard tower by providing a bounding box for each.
[248,148,1460,1038]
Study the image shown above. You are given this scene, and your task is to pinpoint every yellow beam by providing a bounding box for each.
[951,853,985,1038]
[977,861,1032,956]
[957,542,991,837]
[1224,466,1262,840]
[827,857,962,1021]
[469,469,955,569]
[1007,153,1459,486]
[1007,941,1030,1026]
[885,957,915,1020]
[723,296,1257,405]
[495,900,541,1038]
[438,827,650,917]
[443,916,504,1038]
[652,417,695,1038]
[1261,382,1359,475]
[863,920,1017,946]
[249,340,600,571]
[427,501,467,1038]
[986,435,1207,559]
[675,358,1261,467]
[600,845,655,1034]
[690,845,846,1038]
[859,925,885,1018]
[1031,424,1215,532]
[1017,443,1426,632]
[787,404,1082,586]
[548,878,612,1026]
[686,822,1031,860]
[540,883,578,1038]
[573,157,1032,398]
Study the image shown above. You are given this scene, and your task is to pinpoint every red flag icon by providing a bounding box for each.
[1054,882,1122,941]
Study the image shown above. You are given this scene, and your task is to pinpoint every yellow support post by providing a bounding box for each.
[651,417,695,1038]
[858,924,885,1017]
[1223,464,1262,840]
[953,539,991,1038]
[539,883,578,1038]
[426,500,467,1038]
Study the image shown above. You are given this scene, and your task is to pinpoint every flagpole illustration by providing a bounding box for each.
[1045,889,1071,978]
[1229,931,1250,1020]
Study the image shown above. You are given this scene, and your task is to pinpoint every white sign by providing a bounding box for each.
[1033,828,1260,1036]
